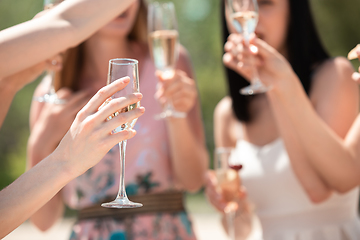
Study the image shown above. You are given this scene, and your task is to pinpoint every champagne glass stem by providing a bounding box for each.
[240,31,267,95]
[166,100,186,118]
[226,209,236,240]
[244,32,260,85]
[48,70,56,96]
[117,140,127,199]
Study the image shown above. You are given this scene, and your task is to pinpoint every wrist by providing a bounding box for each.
[49,147,79,181]
[266,75,302,104]
[28,127,60,165]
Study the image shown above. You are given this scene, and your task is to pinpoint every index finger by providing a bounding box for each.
[251,37,282,60]
[81,77,130,116]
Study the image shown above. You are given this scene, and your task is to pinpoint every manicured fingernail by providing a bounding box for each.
[139,107,145,113]
[120,77,130,83]
[352,72,360,81]
[134,93,143,99]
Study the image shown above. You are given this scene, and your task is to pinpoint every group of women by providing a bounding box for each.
[2,0,360,239]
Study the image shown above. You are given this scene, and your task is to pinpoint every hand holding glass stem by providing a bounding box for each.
[101,59,143,209]
[148,2,186,119]
[227,0,268,95]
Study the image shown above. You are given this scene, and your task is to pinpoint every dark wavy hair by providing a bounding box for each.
[222,0,330,122]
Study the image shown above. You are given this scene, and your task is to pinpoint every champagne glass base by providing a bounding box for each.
[101,197,143,209]
[240,82,268,95]
[154,109,186,120]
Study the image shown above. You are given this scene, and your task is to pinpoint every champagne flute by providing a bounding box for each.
[33,0,65,104]
[215,147,243,240]
[101,59,143,208]
[148,2,186,119]
[227,0,269,95]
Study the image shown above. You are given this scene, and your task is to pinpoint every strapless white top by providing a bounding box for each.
[230,138,360,240]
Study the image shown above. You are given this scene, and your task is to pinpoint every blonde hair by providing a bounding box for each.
[54,0,148,91]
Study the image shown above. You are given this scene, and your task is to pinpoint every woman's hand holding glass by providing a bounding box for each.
[205,170,253,239]
[155,70,197,115]
[53,77,145,178]
[223,34,300,94]
[205,170,247,213]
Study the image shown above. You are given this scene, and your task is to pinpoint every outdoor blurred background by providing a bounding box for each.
[0,0,360,218]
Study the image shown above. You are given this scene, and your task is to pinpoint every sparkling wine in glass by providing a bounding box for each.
[101,59,142,209]
[33,0,65,104]
[227,0,269,95]
[148,2,186,119]
[215,147,243,240]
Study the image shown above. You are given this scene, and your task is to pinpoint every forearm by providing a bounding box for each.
[166,117,208,192]
[0,153,73,238]
[26,132,65,230]
[267,90,332,202]
[0,0,135,78]
[30,191,64,232]
[0,80,19,128]
[267,86,360,193]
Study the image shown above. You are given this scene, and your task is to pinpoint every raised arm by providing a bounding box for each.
[0,0,136,79]
[253,38,360,193]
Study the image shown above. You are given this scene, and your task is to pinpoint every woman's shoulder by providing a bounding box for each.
[310,57,356,100]
[312,57,354,87]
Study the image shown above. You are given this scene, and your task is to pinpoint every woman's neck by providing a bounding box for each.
[80,34,134,91]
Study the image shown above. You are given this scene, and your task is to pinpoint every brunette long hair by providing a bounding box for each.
[54,0,148,91]
[222,0,330,122]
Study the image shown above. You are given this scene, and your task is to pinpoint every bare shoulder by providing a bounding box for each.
[312,57,354,89]
[310,57,356,101]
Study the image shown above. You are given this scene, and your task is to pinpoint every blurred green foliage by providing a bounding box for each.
[0,0,359,190]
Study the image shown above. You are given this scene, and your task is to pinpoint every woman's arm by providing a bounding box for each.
[224,35,335,202]
[0,0,136,80]
[27,82,91,230]
[0,0,136,128]
[0,77,145,238]
[252,37,360,194]
[158,46,209,192]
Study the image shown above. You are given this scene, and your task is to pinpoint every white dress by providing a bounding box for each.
[230,138,360,240]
